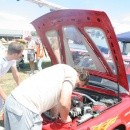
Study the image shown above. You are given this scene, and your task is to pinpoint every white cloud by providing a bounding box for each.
[0,12,35,31]
[111,15,130,34]
[122,16,130,23]
[0,12,27,21]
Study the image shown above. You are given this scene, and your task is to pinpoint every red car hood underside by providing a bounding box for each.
[32,9,129,91]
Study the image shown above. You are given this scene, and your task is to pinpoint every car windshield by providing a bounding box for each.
[118,41,130,55]
[62,26,117,74]
[45,26,117,74]
[45,26,129,93]
[89,75,128,94]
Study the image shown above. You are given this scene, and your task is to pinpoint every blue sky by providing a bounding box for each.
[0,0,130,34]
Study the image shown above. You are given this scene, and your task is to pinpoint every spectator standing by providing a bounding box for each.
[26,36,36,75]
[4,64,89,130]
[0,42,24,100]
[35,39,44,71]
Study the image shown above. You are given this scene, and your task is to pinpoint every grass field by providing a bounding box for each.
[0,72,29,96]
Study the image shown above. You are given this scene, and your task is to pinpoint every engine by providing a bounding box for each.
[42,88,119,125]
[70,92,106,124]
[69,89,118,124]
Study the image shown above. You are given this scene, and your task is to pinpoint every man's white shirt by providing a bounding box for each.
[0,56,16,77]
[12,64,78,114]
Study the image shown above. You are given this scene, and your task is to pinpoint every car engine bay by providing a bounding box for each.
[42,87,119,125]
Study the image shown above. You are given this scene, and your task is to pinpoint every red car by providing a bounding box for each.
[32,9,130,130]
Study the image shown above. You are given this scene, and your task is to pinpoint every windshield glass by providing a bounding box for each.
[89,75,128,94]
[46,30,62,63]
[44,27,127,93]
[63,26,105,72]
[118,41,130,55]
[84,27,116,74]
[62,26,117,74]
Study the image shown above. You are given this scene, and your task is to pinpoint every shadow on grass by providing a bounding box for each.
[18,61,52,73]
[0,120,4,127]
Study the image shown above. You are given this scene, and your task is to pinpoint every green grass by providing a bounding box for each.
[0,72,29,95]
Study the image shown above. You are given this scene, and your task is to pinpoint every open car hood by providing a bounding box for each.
[32,9,129,92]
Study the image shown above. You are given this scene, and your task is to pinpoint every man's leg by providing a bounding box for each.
[36,58,42,71]
[4,95,43,130]
[28,53,35,74]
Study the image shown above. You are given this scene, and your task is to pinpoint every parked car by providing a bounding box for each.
[32,9,130,130]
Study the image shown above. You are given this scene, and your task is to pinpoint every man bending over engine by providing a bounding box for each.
[4,64,89,130]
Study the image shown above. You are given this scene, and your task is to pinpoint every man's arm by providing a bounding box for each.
[59,81,73,123]
[11,66,20,86]
[0,86,7,100]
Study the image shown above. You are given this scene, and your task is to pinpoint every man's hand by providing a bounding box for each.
[0,86,7,101]
[60,115,72,123]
